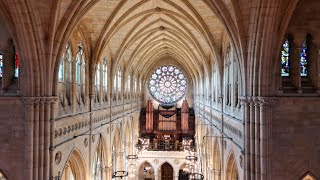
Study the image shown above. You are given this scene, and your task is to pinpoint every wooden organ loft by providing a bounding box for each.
[139,99,195,151]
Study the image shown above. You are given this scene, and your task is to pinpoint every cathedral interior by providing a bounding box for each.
[0,0,319,180]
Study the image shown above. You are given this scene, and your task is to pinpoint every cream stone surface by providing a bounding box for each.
[0,0,319,180]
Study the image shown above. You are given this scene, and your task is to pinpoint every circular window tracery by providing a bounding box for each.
[148,65,187,104]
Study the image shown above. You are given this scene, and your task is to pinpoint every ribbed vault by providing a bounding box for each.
[77,0,234,85]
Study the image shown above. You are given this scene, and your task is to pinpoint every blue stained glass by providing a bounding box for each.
[14,53,19,77]
[300,41,308,76]
[281,40,290,77]
[0,54,3,78]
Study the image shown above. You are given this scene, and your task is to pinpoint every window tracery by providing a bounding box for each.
[14,53,19,77]
[0,54,3,78]
[300,40,308,77]
[281,39,290,77]
[148,65,187,104]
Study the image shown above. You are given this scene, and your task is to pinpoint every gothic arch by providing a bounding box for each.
[225,151,239,180]
[139,161,155,180]
[213,138,222,178]
[300,171,317,180]
[61,148,86,180]
[0,168,8,180]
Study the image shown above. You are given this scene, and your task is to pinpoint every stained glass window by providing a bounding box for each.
[148,65,187,104]
[300,41,308,76]
[0,54,3,78]
[15,53,19,77]
[281,40,290,77]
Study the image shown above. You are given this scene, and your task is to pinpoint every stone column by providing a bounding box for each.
[23,97,57,180]
[214,170,221,180]
[22,97,35,180]
[154,170,159,180]
[249,97,255,180]
[258,97,275,180]
[104,166,112,180]
[254,98,260,180]
[240,97,250,180]
[290,40,302,92]
[49,97,58,180]
[174,170,179,180]
[33,98,40,180]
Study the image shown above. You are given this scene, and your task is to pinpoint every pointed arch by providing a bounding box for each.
[92,134,108,180]
[300,171,317,180]
[281,37,290,77]
[225,151,239,180]
[213,138,221,174]
[0,169,8,180]
[300,34,311,77]
[139,161,155,180]
[61,148,86,180]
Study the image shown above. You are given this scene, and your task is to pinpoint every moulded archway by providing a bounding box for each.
[61,149,86,180]
[160,162,174,180]
[0,169,7,180]
[139,161,155,180]
[225,152,238,180]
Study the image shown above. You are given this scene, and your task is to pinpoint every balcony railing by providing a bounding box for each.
[143,142,196,152]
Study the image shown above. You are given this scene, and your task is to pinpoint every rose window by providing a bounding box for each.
[148,65,187,104]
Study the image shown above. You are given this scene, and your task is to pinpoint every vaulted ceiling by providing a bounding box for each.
[74,0,237,83]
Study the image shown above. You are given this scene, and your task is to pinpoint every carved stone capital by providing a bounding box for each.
[239,97,249,105]
[22,96,59,106]
[40,98,51,105]
[257,97,276,106]
[89,94,95,100]
[22,97,37,105]
[50,96,59,104]
[252,97,260,106]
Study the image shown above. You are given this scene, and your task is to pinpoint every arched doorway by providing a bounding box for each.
[161,162,174,180]
[178,164,189,180]
[139,162,155,180]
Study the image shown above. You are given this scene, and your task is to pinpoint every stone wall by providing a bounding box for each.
[271,97,320,179]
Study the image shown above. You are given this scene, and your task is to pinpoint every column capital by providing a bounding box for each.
[89,93,95,100]
[257,97,277,106]
[22,97,38,105]
[22,96,58,105]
